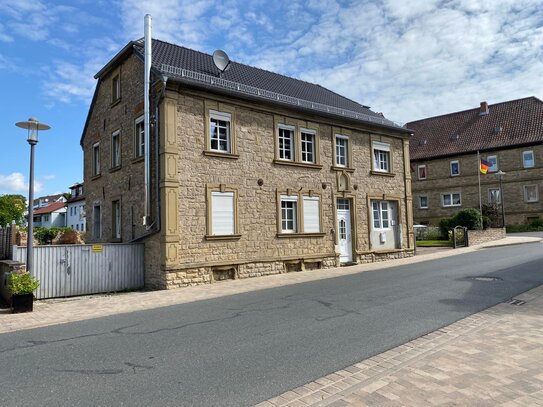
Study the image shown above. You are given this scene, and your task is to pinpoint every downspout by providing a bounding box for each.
[143,13,152,227]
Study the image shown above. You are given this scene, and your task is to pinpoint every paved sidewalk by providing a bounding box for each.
[0,235,540,334]
[258,284,543,407]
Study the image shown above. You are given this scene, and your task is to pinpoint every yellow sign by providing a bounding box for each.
[91,244,103,253]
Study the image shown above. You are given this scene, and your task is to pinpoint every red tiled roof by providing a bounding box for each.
[408,97,543,161]
[34,201,66,215]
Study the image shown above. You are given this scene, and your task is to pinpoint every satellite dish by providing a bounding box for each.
[213,50,231,73]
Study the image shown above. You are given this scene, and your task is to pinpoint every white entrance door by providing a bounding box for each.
[337,199,352,263]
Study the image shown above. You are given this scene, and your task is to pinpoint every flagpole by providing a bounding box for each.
[477,150,483,227]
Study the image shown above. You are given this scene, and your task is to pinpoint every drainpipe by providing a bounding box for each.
[143,13,152,227]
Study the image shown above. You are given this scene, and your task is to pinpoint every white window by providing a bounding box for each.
[111,130,121,168]
[134,116,144,158]
[280,195,297,233]
[335,135,349,167]
[450,160,460,176]
[442,192,461,207]
[92,142,100,176]
[300,129,316,164]
[524,185,539,202]
[373,142,391,172]
[278,126,295,161]
[303,196,320,233]
[418,165,427,180]
[209,110,231,153]
[489,188,501,204]
[372,201,390,229]
[419,195,428,209]
[523,151,534,168]
[112,74,121,102]
[93,205,101,239]
[487,155,497,172]
[211,191,235,235]
[112,200,121,239]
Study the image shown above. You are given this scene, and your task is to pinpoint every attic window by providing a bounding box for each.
[419,139,428,146]
[450,134,460,141]
[494,126,502,134]
[112,74,121,103]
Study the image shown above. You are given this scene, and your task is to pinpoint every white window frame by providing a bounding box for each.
[92,142,100,176]
[134,116,145,158]
[442,192,461,207]
[417,165,427,180]
[335,134,349,167]
[300,128,316,164]
[524,185,539,202]
[419,195,428,209]
[487,155,498,172]
[210,191,235,236]
[488,188,501,204]
[523,150,535,168]
[372,201,390,230]
[209,110,231,153]
[372,141,391,173]
[278,125,295,161]
[280,195,298,233]
[112,73,121,102]
[302,196,320,233]
[111,130,121,168]
[450,160,460,176]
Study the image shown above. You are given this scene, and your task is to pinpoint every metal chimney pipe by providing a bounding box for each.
[143,14,152,226]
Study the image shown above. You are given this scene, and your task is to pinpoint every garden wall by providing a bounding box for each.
[467,227,506,246]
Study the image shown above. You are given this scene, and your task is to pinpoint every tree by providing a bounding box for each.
[0,194,27,226]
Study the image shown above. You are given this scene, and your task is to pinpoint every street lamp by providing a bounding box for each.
[15,118,51,274]
[496,170,506,228]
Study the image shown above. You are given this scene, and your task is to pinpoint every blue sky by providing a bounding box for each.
[1,0,542,197]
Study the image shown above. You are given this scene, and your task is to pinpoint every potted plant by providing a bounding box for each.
[7,271,40,313]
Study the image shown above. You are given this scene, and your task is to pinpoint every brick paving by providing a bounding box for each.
[1,235,542,407]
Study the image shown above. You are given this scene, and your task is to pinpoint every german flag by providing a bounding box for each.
[480,158,490,174]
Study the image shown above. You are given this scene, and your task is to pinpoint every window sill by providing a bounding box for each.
[276,232,326,238]
[205,234,242,241]
[203,151,240,159]
[90,174,101,181]
[330,166,355,173]
[109,166,122,173]
[274,159,323,170]
[132,156,144,164]
[110,99,121,108]
[111,237,122,243]
[370,170,395,177]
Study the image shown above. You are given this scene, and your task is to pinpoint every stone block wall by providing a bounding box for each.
[467,227,506,246]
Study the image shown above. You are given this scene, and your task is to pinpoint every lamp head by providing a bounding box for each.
[16,117,51,144]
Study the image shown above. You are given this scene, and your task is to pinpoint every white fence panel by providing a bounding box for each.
[13,244,144,299]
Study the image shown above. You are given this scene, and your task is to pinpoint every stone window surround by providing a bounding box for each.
[134,115,145,159]
[450,160,460,177]
[92,141,101,177]
[111,198,121,241]
[522,150,535,168]
[276,189,325,237]
[442,192,461,207]
[111,129,121,170]
[205,184,241,241]
[417,164,427,180]
[487,155,498,172]
[204,101,239,159]
[274,115,322,169]
[419,195,428,209]
[524,184,539,203]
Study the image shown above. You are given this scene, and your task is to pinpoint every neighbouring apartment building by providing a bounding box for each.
[32,201,67,228]
[81,38,414,289]
[408,97,543,226]
[66,182,86,232]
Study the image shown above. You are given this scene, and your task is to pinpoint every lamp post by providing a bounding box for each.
[496,170,506,228]
[15,118,51,274]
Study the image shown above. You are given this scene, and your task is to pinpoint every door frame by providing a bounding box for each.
[334,192,357,264]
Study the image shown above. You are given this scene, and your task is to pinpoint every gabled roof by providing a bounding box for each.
[82,38,409,145]
[408,97,543,161]
[34,201,66,215]
[33,194,65,207]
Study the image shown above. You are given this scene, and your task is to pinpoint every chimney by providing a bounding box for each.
[479,101,489,116]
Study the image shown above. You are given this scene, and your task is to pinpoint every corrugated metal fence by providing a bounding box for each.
[13,244,144,299]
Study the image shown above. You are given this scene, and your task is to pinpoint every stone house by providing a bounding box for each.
[81,38,414,289]
[408,97,543,226]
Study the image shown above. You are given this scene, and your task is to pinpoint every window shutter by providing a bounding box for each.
[211,192,234,235]
[303,196,320,233]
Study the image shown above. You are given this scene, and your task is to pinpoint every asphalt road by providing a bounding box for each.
[1,243,542,407]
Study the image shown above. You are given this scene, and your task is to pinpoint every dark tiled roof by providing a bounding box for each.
[34,201,66,215]
[132,39,399,127]
[408,97,543,161]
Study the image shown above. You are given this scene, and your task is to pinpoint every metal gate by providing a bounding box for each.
[13,244,144,299]
[452,226,468,248]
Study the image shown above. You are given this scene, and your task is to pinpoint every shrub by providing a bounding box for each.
[439,217,454,238]
[530,218,543,228]
[452,208,482,230]
[482,216,491,230]
[34,227,72,245]
[7,272,40,295]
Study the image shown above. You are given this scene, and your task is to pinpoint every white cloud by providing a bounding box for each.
[0,172,43,194]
